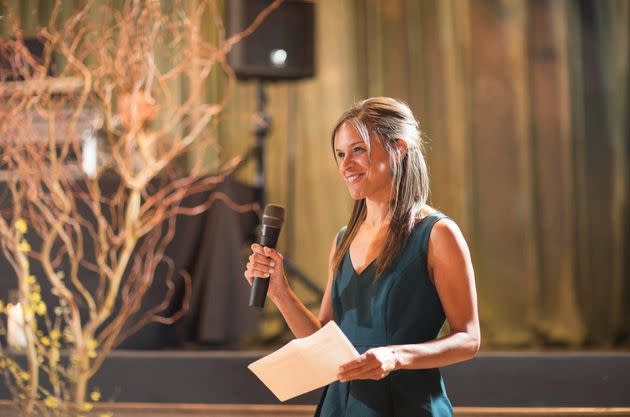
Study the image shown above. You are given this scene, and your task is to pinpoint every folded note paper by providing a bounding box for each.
[248,321,359,401]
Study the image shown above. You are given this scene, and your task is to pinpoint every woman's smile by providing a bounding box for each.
[335,122,393,201]
[345,173,364,184]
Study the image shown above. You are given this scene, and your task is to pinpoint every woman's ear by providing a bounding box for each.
[395,139,408,161]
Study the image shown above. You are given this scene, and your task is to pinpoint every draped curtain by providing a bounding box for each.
[219,0,629,348]
[3,0,628,349]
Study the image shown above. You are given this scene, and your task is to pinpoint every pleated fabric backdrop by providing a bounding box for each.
[2,0,628,348]
[216,0,630,348]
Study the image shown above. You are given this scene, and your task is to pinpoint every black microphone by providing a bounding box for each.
[249,204,285,308]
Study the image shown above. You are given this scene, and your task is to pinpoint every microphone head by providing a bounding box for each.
[262,204,284,228]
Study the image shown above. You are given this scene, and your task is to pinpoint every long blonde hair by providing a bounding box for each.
[331,97,430,277]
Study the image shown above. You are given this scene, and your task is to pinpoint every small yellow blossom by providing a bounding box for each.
[90,390,101,401]
[14,219,27,234]
[81,402,93,412]
[41,336,50,347]
[87,338,98,351]
[50,329,61,341]
[19,258,29,269]
[29,292,41,304]
[19,371,29,381]
[18,240,31,253]
[34,301,46,316]
[44,396,58,409]
[49,347,60,367]
[27,275,36,285]
[87,338,98,358]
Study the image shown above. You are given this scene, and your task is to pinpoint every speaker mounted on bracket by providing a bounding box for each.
[226,0,315,81]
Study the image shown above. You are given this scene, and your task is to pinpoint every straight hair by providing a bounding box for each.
[331,97,430,278]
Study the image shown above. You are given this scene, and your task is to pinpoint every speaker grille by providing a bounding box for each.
[227,0,315,81]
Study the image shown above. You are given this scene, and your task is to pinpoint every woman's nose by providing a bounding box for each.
[339,155,353,171]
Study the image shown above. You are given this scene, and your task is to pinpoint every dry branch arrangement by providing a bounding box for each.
[0,1,282,415]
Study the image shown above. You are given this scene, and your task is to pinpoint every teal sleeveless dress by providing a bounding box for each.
[314,213,453,417]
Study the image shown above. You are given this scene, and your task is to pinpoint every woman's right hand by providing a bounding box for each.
[244,243,290,300]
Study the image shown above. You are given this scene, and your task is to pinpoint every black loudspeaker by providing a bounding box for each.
[226,0,315,81]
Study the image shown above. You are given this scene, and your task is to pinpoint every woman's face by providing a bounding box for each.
[334,122,393,201]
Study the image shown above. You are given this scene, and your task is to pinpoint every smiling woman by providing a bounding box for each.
[244,97,479,417]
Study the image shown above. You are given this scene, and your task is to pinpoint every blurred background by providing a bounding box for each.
[2,0,628,353]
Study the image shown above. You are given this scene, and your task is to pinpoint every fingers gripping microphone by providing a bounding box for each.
[249,204,285,308]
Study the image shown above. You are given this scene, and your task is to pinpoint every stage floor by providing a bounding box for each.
[1,402,630,417]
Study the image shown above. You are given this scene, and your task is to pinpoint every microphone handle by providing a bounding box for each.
[249,225,281,308]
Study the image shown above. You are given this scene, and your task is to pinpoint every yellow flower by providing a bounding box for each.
[87,338,98,351]
[44,396,58,409]
[19,371,29,381]
[87,338,98,358]
[50,329,61,341]
[81,402,93,412]
[49,347,60,367]
[29,292,41,304]
[35,301,46,316]
[18,240,31,253]
[90,390,101,401]
[14,219,27,234]
[22,305,32,316]
[41,336,50,347]
[27,275,36,285]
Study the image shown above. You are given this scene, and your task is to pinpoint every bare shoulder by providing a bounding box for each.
[429,217,469,254]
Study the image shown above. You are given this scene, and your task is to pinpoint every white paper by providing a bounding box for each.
[248,321,359,402]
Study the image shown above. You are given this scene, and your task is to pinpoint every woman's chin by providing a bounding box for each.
[347,189,365,200]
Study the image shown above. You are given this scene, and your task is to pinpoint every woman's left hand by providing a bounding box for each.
[337,347,398,382]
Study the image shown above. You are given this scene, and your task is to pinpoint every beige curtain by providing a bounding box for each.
[219,0,629,348]
[5,0,628,349]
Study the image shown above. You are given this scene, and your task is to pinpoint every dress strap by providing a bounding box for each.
[419,212,449,263]
[336,225,347,247]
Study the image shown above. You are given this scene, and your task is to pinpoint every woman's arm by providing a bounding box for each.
[245,234,337,339]
[338,219,480,381]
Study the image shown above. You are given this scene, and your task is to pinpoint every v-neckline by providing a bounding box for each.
[346,213,437,277]
[348,252,377,276]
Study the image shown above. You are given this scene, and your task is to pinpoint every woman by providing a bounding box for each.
[244,97,480,416]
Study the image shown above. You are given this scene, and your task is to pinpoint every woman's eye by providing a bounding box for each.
[336,152,345,159]
[353,147,365,153]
